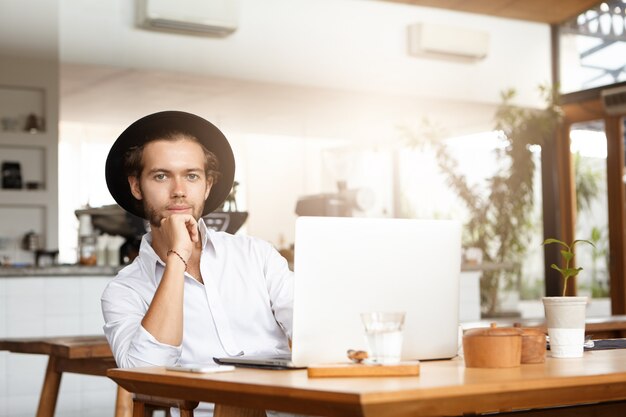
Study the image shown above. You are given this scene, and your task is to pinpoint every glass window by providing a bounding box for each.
[569,121,611,316]
[560,1,626,93]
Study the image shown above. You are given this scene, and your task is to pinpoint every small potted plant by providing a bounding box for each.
[542,238,594,358]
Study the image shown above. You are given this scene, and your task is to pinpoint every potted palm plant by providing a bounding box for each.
[542,238,594,358]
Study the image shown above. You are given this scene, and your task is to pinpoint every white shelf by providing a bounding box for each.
[0,84,45,133]
[0,131,51,147]
[0,189,52,205]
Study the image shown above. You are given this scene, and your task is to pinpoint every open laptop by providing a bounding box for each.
[215,216,461,369]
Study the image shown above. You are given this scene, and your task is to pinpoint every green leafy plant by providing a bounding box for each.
[401,85,561,315]
[543,238,595,296]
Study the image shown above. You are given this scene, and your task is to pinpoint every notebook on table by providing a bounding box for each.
[215,216,462,369]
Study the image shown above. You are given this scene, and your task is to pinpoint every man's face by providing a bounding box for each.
[128,139,212,227]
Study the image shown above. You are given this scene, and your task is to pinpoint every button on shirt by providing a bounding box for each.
[101,220,293,416]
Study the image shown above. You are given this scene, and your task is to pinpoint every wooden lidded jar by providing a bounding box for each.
[513,323,547,364]
[463,323,522,368]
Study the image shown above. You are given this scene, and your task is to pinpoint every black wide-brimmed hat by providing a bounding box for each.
[105,111,235,219]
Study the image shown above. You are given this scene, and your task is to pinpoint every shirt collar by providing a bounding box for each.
[137,232,160,284]
[199,218,218,257]
[198,217,209,248]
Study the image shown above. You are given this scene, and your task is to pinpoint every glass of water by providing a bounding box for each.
[360,311,406,365]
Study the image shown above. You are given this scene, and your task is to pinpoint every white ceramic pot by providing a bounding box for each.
[542,296,588,358]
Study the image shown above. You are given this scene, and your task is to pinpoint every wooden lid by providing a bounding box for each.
[464,323,523,337]
[513,323,546,336]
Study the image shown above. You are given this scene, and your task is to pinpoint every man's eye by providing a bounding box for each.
[154,173,166,180]
[187,174,199,180]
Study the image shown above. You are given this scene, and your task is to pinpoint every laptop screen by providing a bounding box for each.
[291,217,461,367]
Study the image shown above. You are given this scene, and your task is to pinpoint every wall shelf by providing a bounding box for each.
[0,190,51,206]
[0,132,51,145]
[0,85,46,134]
[0,56,59,262]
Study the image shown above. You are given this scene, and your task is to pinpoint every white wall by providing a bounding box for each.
[0,0,57,59]
[60,0,551,108]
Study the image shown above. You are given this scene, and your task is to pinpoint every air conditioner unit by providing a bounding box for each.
[601,85,626,115]
[407,23,489,61]
[136,0,239,37]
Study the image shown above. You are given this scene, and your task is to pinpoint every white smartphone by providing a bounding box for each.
[165,363,235,373]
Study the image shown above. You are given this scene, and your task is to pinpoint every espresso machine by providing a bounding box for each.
[295,181,374,217]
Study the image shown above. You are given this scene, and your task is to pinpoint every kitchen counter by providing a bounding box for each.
[0,262,512,278]
[0,264,124,277]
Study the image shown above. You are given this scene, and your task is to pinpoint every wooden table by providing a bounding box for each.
[108,349,626,417]
[0,336,132,417]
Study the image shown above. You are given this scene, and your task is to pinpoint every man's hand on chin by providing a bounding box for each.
[156,214,199,260]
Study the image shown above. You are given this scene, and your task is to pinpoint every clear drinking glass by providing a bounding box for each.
[360,311,405,365]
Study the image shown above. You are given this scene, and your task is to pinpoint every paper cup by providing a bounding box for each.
[542,296,587,358]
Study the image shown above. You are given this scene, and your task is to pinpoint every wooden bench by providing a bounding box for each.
[0,335,132,417]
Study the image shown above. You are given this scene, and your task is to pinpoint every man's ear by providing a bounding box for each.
[128,176,143,200]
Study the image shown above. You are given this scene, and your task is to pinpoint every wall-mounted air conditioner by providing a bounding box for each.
[136,0,239,37]
[407,23,489,62]
[601,85,626,115]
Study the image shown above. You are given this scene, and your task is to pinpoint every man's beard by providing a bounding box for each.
[144,204,165,228]
[138,185,205,227]
[142,201,205,228]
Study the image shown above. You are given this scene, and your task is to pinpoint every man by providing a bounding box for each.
[101,111,293,416]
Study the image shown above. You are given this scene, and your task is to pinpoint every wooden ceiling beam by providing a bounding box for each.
[383,0,602,24]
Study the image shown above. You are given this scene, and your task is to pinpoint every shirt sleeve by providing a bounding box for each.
[262,244,294,340]
[101,277,182,368]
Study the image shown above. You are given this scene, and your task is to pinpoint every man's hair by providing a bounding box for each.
[123,131,221,186]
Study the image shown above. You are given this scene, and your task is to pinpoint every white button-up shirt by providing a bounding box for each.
[101,219,293,416]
